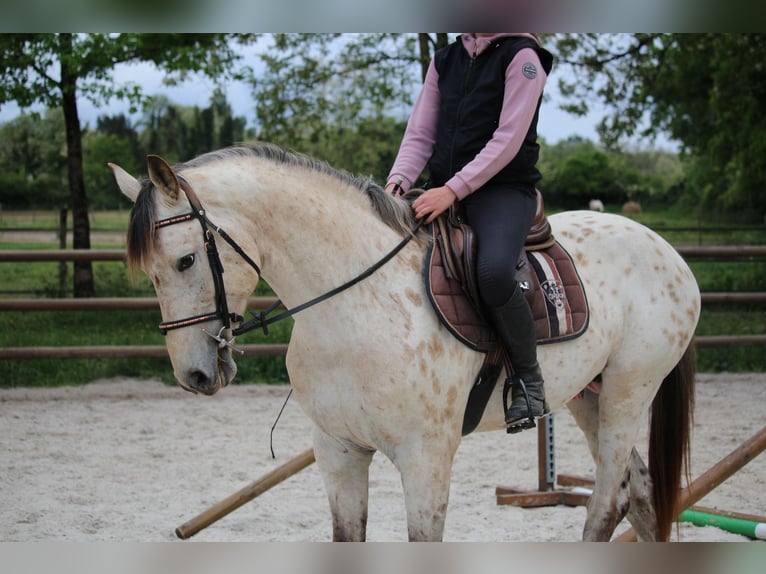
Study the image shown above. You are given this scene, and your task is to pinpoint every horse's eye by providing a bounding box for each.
[177,254,195,272]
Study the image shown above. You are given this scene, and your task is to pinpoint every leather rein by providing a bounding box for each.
[152,176,423,351]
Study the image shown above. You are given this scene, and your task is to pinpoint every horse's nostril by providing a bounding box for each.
[187,369,219,395]
[190,369,211,388]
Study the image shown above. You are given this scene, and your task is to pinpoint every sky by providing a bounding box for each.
[0,48,676,151]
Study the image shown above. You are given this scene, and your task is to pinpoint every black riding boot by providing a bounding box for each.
[488,284,548,433]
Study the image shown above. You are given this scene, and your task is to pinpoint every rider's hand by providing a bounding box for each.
[386,179,405,197]
[411,185,457,223]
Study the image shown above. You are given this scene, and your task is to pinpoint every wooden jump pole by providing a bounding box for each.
[175,448,315,539]
[615,424,766,541]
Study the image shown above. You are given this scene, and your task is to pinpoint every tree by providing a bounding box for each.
[300,116,408,184]
[251,34,451,152]
[417,33,449,80]
[96,113,143,171]
[547,149,620,209]
[552,33,766,219]
[244,33,457,184]
[137,93,249,164]
[0,109,67,208]
[82,131,139,209]
[0,33,257,296]
[538,136,683,210]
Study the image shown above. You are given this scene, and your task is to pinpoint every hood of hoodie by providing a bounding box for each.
[461,33,540,57]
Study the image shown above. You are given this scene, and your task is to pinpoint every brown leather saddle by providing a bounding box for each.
[424,190,589,435]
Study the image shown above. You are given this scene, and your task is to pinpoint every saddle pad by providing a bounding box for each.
[525,243,589,345]
[425,240,496,351]
[425,240,589,352]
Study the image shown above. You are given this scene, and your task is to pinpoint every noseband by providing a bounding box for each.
[151,174,423,348]
[153,177,261,349]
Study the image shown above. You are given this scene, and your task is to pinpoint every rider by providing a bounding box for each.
[385,33,553,433]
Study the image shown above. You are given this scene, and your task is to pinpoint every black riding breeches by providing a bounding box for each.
[460,183,537,308]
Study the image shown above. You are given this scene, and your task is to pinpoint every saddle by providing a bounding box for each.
[424,190,589,435]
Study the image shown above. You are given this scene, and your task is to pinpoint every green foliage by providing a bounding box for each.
[0,34,258,111]
[689,260,766,293]
[545,148,618,208]
[696,306,766,372]
[0,172,29,207]
[3,33,764,222]
[2,308,290,387]
[0,109,68,208]
[0,98,251,210]
[539,137,684,210]
[553,33,766,219]
[298,116,408,184]
[138,91,250,166]
[252,34,421,148]
[0,33,260,296]
[83,132,139,209]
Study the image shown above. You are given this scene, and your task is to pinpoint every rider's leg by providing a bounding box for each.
[462,183,546,433]
[487,283,548,431]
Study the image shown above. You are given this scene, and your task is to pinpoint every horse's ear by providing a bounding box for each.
[108,162,141,203]
[146,155,180,203]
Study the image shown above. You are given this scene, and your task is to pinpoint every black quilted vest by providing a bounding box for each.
[429,36,553,188]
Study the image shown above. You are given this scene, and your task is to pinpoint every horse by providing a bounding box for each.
[110,143,700,542]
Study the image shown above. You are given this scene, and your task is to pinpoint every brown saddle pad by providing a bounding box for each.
[423,206,589,436]
[425,233,589,353]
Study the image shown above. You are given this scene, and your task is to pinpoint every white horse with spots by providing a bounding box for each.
[110,143,700,542]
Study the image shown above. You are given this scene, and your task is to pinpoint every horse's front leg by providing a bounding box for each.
[394,436,460,542]
[313,426,374,541]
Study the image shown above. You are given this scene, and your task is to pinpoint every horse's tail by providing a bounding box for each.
[648,342,696,541]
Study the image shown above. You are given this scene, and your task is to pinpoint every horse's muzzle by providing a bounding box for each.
[178,350,235,395]
[183,369,222,396]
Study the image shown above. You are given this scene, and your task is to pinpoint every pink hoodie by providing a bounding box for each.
[387,33,547,200]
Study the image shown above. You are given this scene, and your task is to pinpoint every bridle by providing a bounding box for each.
[153,176,262,352]
[151,175,423,352]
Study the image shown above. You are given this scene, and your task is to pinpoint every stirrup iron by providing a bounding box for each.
[502,377,537,434]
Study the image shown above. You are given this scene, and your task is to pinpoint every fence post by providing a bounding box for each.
[58,208,68,297]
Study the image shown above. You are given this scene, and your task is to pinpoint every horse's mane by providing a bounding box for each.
[126,142,419,273]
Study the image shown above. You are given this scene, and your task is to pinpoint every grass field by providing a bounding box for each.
[1,209,764,387]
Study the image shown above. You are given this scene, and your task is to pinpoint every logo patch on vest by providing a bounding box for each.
[522,62,538,79]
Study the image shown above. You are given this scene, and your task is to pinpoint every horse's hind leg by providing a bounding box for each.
[625,448,658,542]
[567,391,631,538]
[312,427,374,541]
[567,375,652,541]
[583,373,657,541]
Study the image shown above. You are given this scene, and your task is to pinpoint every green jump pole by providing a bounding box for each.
[679,509,766,540]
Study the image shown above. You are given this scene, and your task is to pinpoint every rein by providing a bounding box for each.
[233,218,424,337]
[152,175,423,348]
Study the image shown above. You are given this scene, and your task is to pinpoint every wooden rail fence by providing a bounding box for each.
[1,245,765,360]
[3,245,766,263]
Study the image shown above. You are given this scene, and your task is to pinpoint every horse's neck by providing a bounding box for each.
[201,161,399,307]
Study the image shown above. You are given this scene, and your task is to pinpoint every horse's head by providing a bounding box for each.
[110,156,261,395]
